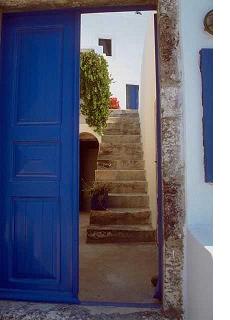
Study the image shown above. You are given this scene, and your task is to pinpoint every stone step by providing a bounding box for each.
[104,127,141,135]
[95,180,147,193]
[90,208,151,225]
[110,110,139,117]
[97,159,145,170]
[87,224,155,243]
[98,143,143,160]
[102,135,141,144]
[106,122,140,130]
[107,117,140,125]
[95,170,146,181]
[108,193,149,208]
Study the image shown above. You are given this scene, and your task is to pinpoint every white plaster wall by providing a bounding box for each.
[185,229,213,320]
[80,115,102,143]
[139,12,157,229]
[180,0,213,238]
[81,11,152,109]
[180,0,213,318]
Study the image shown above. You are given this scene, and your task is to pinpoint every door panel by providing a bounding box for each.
[126,84,139,109]
[0,10,80,302]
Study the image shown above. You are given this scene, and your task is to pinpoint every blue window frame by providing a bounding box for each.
[200,48,213,183]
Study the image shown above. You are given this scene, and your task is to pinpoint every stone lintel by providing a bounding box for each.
[0,0,157,12]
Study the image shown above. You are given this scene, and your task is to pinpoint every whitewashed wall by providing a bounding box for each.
[139,12,157,229]
[180,0,213,318]
[81,11,151,109]
[181,0,213,241]
[185,230,213,320]
[80,114,101,143]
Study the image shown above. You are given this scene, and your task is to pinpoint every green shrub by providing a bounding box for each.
[80,50,112,135]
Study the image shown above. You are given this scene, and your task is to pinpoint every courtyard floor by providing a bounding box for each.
[79,212,158,304]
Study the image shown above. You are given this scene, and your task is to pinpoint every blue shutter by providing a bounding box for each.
[200,49,213,183]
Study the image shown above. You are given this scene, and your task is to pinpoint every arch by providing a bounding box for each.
[79,131,99,143]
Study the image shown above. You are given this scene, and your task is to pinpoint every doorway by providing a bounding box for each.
[0,6,161,306]
[79,10,159,305]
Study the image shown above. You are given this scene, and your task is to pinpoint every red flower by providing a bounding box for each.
[109,97,120,109]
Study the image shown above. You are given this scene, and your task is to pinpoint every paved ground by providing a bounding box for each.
[79,212,158,303]
[0,301,169,320]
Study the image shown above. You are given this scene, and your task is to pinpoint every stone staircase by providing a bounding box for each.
[87,110,155,243]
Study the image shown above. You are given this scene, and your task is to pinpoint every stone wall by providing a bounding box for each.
[158,0,185,317]
[0,0,157,11]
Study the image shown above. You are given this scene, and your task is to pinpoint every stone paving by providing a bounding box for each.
[0,301,170,320]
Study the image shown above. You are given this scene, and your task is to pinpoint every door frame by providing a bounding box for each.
[77,6,162,308]
[0,1,185,317]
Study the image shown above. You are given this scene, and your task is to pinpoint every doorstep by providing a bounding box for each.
[0,300,169,320]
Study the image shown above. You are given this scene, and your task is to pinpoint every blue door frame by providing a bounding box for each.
[0,5,163,307]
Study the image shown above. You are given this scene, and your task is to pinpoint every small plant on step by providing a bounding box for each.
[80,50,112,135]
[82,180,109,211]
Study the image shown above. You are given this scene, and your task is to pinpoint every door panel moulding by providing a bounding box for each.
[0,0,185,318]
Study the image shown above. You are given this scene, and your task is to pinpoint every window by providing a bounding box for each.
[98,38,112,56]
[200,49,213,183]
[126,84,139,110]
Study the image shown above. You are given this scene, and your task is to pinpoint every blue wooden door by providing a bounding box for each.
[126,84,139,109]
[0,10,80,303]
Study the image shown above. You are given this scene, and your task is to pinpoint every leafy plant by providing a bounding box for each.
[80,50,112,135]
[82,180,109,211]
[82,180,109,197]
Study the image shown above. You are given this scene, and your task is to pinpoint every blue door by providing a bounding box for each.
[126,84,139,109]
[0,10,80,303]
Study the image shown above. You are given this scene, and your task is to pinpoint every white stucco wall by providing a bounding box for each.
[180,0,213,319]
[81,11,151,109]
[185,229,213,320]
[139,12,157,229]
[80,114,101,143]
[181,0,213,242]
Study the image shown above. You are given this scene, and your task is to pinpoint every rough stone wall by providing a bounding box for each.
[158,0,185,318]
[0,0,157,11]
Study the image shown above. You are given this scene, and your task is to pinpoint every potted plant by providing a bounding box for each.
[82,180,109,211]
[109,96,120,109]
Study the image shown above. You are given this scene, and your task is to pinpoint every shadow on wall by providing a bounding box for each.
[79,132,99,211]
[139,12,157,230]
[186,229,213,320]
